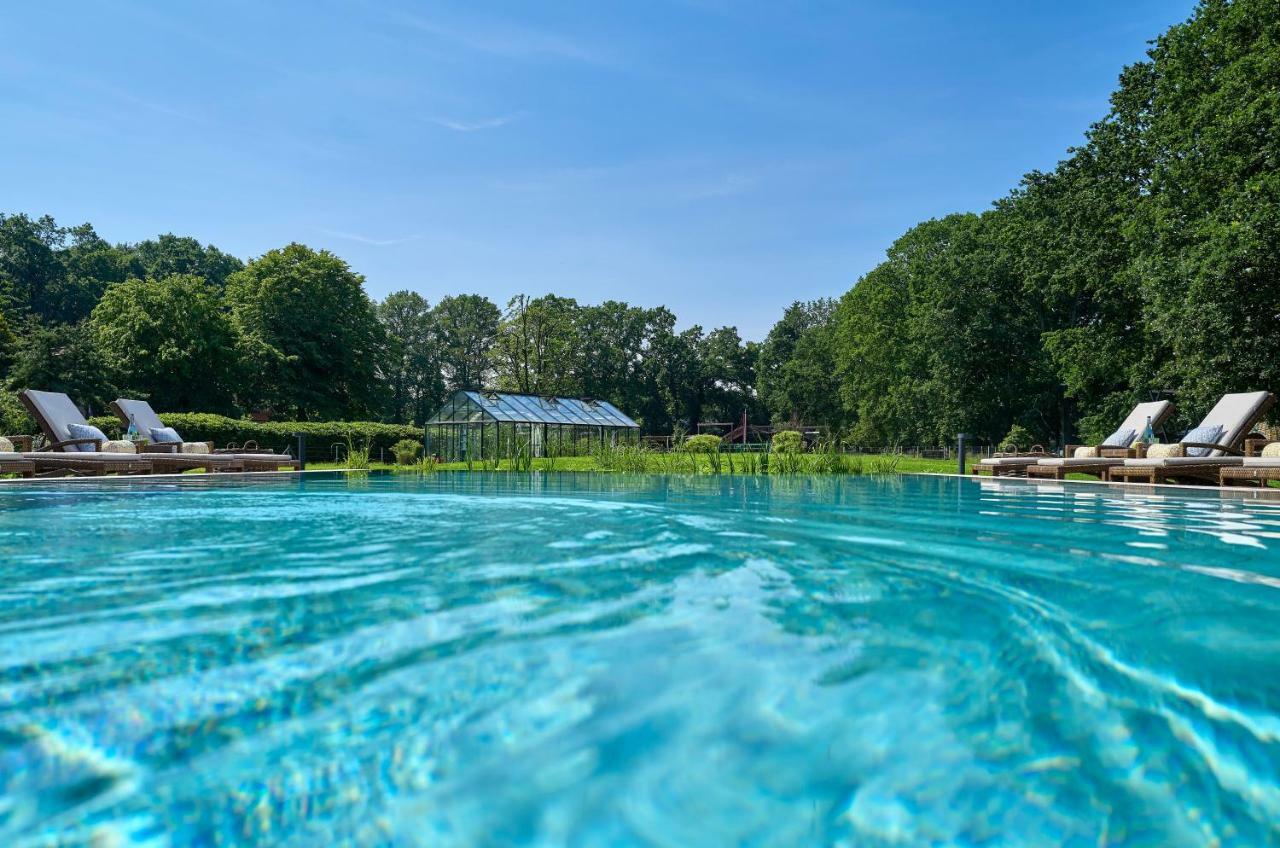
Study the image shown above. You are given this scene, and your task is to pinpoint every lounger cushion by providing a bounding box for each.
[101,439,136,454]
[1195,391,1272,456]
[1182,424,1224,457]
[1073,446,1099,458]
[1146,443,1184,458]
[150,426,182,443]
[66,423,108,452]
[978,457,1040,467]
[181,442,214,454]
[1124,456,1242,467]
[1038,457,1125,467]
[1101,428,1135,448]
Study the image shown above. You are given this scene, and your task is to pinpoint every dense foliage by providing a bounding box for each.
[0,227,759,433]
[1,1,1272,446]
[758,0,1280,445]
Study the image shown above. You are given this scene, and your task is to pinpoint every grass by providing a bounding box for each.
[305,451,976,476]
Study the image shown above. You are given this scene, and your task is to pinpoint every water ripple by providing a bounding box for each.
[1,473,1279,845]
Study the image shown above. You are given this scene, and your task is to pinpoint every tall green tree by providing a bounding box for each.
[834,213,1045,445]
[125,234,244,290]
[1129,0,1280,421]
[491,294,581,395]
[575,300,654,423]
[6,321,115,414]
[377,290,444,424]
[225,243,386,419]
[0,213,65,322]
[756,299,841,429]
[89,274,241,414]
[434,294,500,391]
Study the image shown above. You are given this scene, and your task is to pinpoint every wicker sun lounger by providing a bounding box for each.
[1220,461,1280,487]
[0,439,36,478]
[18,390,157,477]
[1108,391,1276,485]
[111,399,300,472]
[1026,400,1174,481]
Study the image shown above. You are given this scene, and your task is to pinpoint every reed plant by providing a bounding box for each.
[344,436,372,472]
[868,454,901,475]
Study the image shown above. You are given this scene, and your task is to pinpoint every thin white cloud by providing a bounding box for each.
[393,11,611,65]
[317,229,423,247]
[427,112,526,132]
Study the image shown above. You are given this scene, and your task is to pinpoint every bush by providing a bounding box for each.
[998,424,1035,452]
[0,392,34,437]
[86,412,422,459]
[392,438,422,465]
[681,434,722,453]
[772,430,803,453]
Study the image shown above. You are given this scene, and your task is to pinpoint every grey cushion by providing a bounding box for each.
[1183,424,1224,457]
[66,422,108,452]
[1101,427,1135,448]
[150,426,182,443]
[114,398,167,433]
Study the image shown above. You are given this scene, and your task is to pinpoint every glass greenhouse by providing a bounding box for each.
[424,391,641,462]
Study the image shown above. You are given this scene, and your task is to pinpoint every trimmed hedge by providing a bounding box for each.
[86,413,422,458]
[681,434,722,453]
[772,430,803,454]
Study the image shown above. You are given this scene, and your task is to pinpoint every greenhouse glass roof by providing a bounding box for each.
[425,390,639,428]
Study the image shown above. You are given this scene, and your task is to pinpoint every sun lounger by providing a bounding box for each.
[18,390,245,475]
[0,436,35,478]
[972,453,1049,477]
[18,390,158,476]
[111,398,300,472]
[1220,440,1280,487]
[1026,400,1174,480]
[1109,391,1275,485]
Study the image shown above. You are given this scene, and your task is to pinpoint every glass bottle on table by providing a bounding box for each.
[126,414,139,443]
[1141,416,1157,445]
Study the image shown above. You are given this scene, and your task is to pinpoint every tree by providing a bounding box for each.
[757,299,842,429]
[225,243,387,419]
[491,294,580,395]
[6,321,115,415]
[575,300,653,419]
[434,294,500,391]
[1127,0,1280,422]
[377,290,444,424]
[834,214,1045,445]
[125,234,244,290]
[89,275,241,414]
[56,224,133,324]
[0,213,65,322]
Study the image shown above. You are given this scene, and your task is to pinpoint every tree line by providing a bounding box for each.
[757,0,1280,445]
[2,0,1273,446]
[0,221,759,434]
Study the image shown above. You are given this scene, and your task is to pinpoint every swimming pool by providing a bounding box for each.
[2,472,1278,845]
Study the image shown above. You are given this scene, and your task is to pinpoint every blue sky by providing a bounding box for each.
[2,1,1195,339]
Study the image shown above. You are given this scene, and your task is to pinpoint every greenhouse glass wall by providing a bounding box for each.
[424,391,641,462]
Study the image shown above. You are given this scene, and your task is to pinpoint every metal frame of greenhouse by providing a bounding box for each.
[424,390,641,462]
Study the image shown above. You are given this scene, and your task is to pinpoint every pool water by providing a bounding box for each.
[2,473,1279,846]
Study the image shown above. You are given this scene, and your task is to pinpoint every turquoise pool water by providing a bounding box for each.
[1,472,1279,846]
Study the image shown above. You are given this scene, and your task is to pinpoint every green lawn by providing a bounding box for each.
[306,453,973,475]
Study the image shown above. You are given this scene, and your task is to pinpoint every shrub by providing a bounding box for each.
[681,434,721,453]
[86,412,422,460]
[998,424,1035,452]
[0,392,34,437]
[772,430,803,453]
[392,439,422,465]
